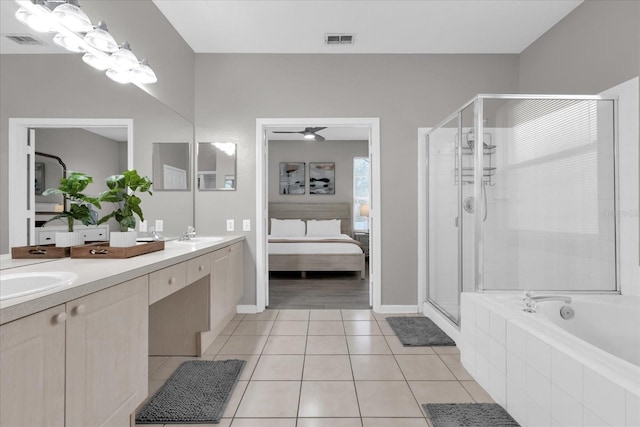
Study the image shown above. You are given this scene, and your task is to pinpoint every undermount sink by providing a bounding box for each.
[0,271,78,301]
[174,236,225,244]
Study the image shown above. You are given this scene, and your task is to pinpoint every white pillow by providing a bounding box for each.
[306,219,341,237]
[270,218,306,237]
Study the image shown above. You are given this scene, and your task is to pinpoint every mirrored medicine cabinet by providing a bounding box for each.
[152,142,191,191]
[197,142,237,190]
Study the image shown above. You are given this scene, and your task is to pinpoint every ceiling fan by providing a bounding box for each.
[272,127,327,142]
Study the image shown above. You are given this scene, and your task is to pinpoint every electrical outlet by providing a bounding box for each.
[226,219,235,232]
[155,219,164,232]
[139,220,148,232]
[243,219,251,231]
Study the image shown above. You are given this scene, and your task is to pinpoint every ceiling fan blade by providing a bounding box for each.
[272,131,303,134]
[314,134,326,142]
[307,127,327,133]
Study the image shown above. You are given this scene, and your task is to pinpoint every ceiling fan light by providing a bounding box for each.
[15,6,54,33]
[82,52,110,70]
[129,59,157,84]
[111,42,138,69]
[304,133,315,139]
[52,2,92,33]
[84,21,118,53]
[106,68,130,84]
[53,33,86,53]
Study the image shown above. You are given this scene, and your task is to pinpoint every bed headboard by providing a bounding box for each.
[269,203,353,236]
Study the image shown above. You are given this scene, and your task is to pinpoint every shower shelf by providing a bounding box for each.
[456,140,496,186]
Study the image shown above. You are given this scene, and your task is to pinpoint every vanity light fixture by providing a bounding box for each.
[13,0,157,85]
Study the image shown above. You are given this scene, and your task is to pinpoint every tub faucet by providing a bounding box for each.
[523,291,571,313]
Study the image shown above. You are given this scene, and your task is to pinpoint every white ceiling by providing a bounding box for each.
[152,0,582,54]
[0,1,582,55]
[81,127,128,142]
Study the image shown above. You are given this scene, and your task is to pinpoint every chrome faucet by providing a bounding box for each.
[179,226,196,241]
[523,291,571,313]
[148,226,164,241]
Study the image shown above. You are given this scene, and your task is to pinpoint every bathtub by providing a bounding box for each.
[459,292,640,427]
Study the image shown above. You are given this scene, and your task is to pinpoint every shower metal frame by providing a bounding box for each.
[425,94,620,327]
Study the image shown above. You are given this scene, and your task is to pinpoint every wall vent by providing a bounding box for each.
[325,33,355,45]
[5,34,43,45]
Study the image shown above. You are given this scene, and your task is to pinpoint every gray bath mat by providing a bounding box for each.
[423,403,520,427]
[386,317,455,346]
[136,359,245,424]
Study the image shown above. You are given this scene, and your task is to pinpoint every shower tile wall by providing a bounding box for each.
[482,99,617,292]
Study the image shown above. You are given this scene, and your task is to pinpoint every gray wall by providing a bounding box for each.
[269,140,368,204]
[194,54,520,305]
[519,0,640,94]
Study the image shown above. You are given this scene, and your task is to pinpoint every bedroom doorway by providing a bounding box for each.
[256,118,381,312]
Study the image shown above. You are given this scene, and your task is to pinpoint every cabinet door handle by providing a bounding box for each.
[199,265,204,271]
[54,312,67,324]
[74,304,86,315]
[168,277,175,285]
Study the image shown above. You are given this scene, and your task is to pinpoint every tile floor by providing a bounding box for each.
[142,309,494,427]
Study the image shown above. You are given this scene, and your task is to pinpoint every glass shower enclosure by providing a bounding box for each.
[426,95,618,325]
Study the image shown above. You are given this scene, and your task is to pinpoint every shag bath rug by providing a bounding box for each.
[423,403,521,427]
[386,316,456,346]
[135,359,245,424]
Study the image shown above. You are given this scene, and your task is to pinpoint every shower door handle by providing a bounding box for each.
[454,216,459,227]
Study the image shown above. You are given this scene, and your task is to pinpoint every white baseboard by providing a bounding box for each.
[376,305,419,314]
[236,304,258,314]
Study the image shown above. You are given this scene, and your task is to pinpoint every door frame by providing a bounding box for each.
[255,117,381,312]
[8,118,133,248]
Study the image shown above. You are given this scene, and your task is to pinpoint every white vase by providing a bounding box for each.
[109,231,137,248]
[55,231,85,248]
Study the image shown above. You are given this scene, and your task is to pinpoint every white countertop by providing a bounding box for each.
[0,236,245,325]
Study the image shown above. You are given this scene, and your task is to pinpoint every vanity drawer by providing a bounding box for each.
[186,254,211,284]
[149,263,187,305]
[82,227,108,242]
[37,230,56,245]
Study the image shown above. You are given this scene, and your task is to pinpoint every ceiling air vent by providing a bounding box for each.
[5,34,43,45]
[325,33,355,45]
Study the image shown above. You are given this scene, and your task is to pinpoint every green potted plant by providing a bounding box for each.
[98,169,152,247]
[42,171,101,247]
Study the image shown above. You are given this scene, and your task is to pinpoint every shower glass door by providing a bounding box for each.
[427,114,462,323]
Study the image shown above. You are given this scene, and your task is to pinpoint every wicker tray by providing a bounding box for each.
[70,240,165,259]
[11,244,71,259]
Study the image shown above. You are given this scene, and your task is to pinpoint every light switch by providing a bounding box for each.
[243,219,251,231]
[139,220,148,232]
[155,219,164,232]
[226,219,235,232]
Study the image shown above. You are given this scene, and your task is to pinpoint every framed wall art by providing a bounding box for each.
[309,162,335,194]
[279,162,305,194]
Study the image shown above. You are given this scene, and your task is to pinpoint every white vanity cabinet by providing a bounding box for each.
[0,305,66,427]
[211,242,243,337]
[0,276,149,427]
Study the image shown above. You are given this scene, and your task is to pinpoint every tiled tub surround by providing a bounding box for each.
[460,293,640,427]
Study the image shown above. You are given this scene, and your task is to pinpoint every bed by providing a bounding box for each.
[268,203,366,279]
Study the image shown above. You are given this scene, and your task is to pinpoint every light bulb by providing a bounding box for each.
[130,59,157,84]
[111,42,138,70]
[84,21,118,53]
[82,52,110,70]
[15,6,54,33]
[52,2,92,33]
[53,33,86,53]
[106,68,130,84]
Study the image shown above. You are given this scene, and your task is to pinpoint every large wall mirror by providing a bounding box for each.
[197,142,237,190]
[153,142,191,191]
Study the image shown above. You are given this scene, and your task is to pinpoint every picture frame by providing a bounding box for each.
[34,162,45,195]
[309,162,335,194]
[279,162,305,194]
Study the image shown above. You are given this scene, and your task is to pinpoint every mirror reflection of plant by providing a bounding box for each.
[98,170,152,232]
[42,171,101,232]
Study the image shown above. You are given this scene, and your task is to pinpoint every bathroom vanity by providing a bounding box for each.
[0,236,244,427]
